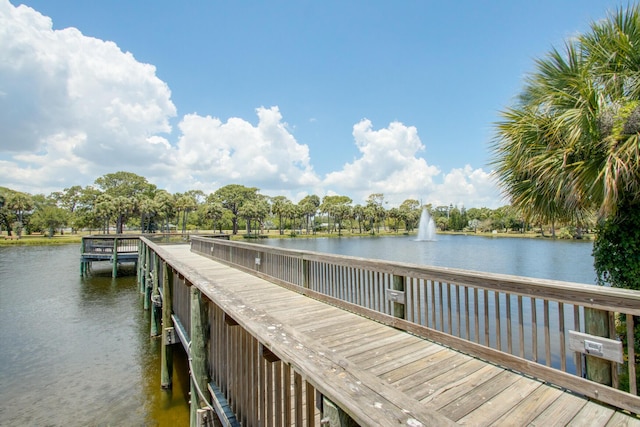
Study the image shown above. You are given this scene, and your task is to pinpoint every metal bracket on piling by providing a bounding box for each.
[151,294,162,308]
[196,408,214,427]
[164,327,176,345]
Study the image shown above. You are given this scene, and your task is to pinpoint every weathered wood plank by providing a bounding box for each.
[606,411,640,427]
[356,339,442,373]
[386,350,464,387]
[490,381,563,426]
[567,401,616,426]
[419,363,503,406]
[457,376,541,425]
[526,391,587,426]
[438,370,520,420]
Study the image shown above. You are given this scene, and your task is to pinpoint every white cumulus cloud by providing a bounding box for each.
[0,0,176,193]
[173,106,320,194]
[430,165,505,209]
[324,119,440,205]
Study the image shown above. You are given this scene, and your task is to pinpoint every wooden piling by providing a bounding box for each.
[190,286,210,427]
[585,307,612,386]
[80,238,86,276]
[136,241,142,284]
[322,396,358,427]
[112,237,118,278]
[140,244,148,294]
[150,252,161,337]
[144,249,152,310]
[161,261,174,389]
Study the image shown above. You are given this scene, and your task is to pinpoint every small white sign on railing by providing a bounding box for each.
[385,289,405,304]
[568,330,623,363]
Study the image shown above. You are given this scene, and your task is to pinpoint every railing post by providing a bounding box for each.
[303,258,309,289]
[392,275,406,319]
[161,261,174,389]
[190,286,210,427]
[585,307,612,386]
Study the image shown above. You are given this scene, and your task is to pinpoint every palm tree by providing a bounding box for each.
[492,4,640,279]
[270,196,291,235]
[492,4,640,386]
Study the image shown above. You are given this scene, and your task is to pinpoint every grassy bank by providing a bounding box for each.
[0,233,83,246]
[0,227,593,246]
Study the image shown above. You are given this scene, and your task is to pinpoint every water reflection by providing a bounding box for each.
[258,234,596,283]
[0,244,189,426]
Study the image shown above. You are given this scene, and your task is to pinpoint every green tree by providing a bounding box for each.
[203,195,225,233]
[30,198,69,237]
[320,195,352,236]
[138,195,158,233]
[174,193,198,234]
[298,195,320,234]
[399,199,420,232]
[213,184,259,235]
[492,5,640,386]
[50,185,84,233]
[270,196,291,235]
[4,190,33,237]
[238,195,270,235]
[94,171,156,233]
[365,193,386,234]
[352,204,365,234]
[154,190,175,233]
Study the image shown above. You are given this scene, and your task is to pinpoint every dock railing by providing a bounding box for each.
[190,235,640,414]
[81,234,141,277]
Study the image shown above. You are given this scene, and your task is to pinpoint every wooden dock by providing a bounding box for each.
[144,240,640,426]
[80,235,140,277]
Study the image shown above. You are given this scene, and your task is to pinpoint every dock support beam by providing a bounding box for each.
[144,249,152,311]
[161,261,174,389]
[321,396,358,427]
[190,286,210,427]
[150,252,161,337]
[112,237,118,278]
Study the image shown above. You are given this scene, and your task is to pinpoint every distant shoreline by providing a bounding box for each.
[0,228,594,246]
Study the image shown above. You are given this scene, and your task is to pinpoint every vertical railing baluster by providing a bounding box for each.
[518,295,524,358]
[495,291,501,351]
[473,288,479,343]
[558,302,566,372]
[532,298,538,363]
[628,314,637,395]
[506,293,513,355]
[544,300,551,367]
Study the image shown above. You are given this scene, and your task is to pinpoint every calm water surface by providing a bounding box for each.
[0,244,189,426]
[257,233,597,284]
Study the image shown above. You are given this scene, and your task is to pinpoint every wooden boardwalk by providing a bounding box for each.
[161,244,640,426]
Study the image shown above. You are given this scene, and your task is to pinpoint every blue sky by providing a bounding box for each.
[0,0,625,208]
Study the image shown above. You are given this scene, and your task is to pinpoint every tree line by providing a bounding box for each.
[0,171,585,239]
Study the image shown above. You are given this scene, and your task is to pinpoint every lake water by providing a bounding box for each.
[0,244,190,426]
[257,233,597,284]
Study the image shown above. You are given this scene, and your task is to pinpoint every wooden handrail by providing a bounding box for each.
[189,235,640,414]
